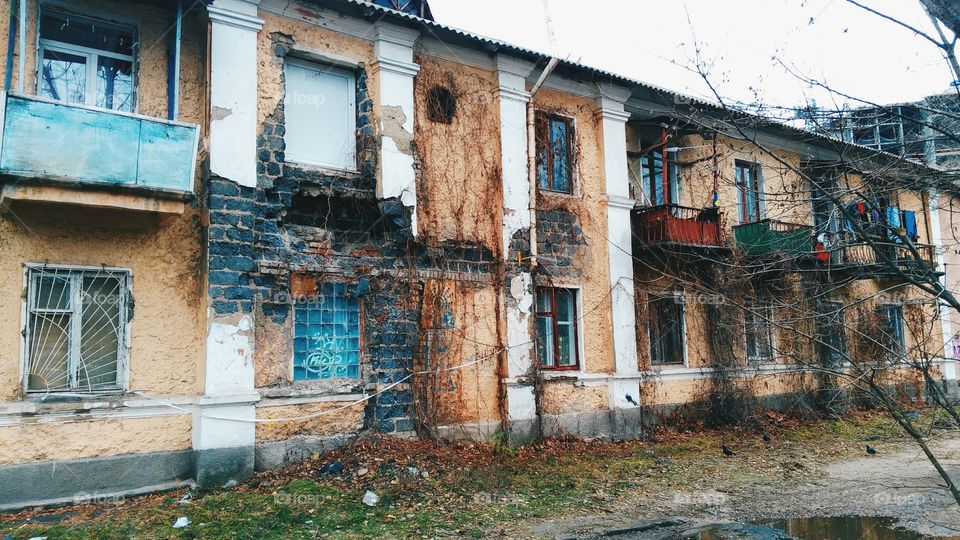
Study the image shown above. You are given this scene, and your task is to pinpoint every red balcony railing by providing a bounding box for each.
[633,204,724,247]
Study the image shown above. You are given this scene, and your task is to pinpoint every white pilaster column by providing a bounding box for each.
[208,0,263,188]
[930,191,957,381]
[198,0,263,486]
[496,55,537,432]
[374,24,421,236]
[597,87,640,410]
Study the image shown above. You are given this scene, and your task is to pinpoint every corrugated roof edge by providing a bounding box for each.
[306,0,950,182]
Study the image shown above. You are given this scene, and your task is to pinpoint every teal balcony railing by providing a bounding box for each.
[0,93,198,194]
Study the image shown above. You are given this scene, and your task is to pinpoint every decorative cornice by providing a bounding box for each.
[497,86,531,104]
[607,194,636,210]
[208,5,265,31]
[375,23,420,48]
[495,54,535,78]
[596,107,632,123]
[374,57,420,77]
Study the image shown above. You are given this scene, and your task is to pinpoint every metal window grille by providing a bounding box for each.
[293,282,361,380]
[25,266,130,392]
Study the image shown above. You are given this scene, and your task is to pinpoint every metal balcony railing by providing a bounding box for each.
[833,242,937,275]
[632,204,724,247]
[733,219,813,257]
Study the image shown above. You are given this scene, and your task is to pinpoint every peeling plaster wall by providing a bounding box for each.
[532,88,615,374]
[0,0,207,467]
[530,88,616,416]
[0,1,207,400]
[255,401,364,443]
[0,414,192,465]
[414,54,502,252]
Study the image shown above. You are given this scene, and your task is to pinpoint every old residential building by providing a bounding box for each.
[0,0,955,508]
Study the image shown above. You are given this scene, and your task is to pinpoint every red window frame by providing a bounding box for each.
[535,287,580,370]
[639,127,675,205]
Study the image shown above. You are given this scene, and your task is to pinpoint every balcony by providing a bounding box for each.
[831,242,938,278]
[632,204,725,249]
[733,219,813,258]
[0,93,198,214]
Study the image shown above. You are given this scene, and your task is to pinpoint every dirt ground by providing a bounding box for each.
[523,434,960,539]
[3,409,960,539]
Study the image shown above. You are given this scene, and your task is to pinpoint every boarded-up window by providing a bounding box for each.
[25,267,129,392]
[284,59,357,170]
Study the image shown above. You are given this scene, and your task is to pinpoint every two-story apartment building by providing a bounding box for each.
[0,0,954,509]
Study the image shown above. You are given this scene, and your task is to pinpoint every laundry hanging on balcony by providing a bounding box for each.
[902,210,918,241]
[886,206,902,242]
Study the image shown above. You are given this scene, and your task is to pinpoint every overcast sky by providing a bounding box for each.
[428,0,956,112]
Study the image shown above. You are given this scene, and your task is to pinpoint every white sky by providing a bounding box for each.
[428,0,957,112]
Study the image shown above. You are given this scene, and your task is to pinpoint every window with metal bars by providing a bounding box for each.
[24,267,130,392]
[535,112,574,193]
[293,282,362,380]
[535,287,579,369]
[648,291,685,365]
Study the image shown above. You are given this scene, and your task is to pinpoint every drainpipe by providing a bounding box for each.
[17,0,24,92]
[526,57,559,269]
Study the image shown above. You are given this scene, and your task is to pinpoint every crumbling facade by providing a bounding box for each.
[0,0,955,509]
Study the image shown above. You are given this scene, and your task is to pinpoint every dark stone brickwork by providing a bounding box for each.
[206,45,496,435]
[536,208,587,278]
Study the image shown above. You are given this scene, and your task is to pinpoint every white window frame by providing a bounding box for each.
[37,10,137,111]
[744,299,776,364]
[283,58,358,172]
[647,288,688,368]
[20,264,132,394]
[735,159,765,224]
